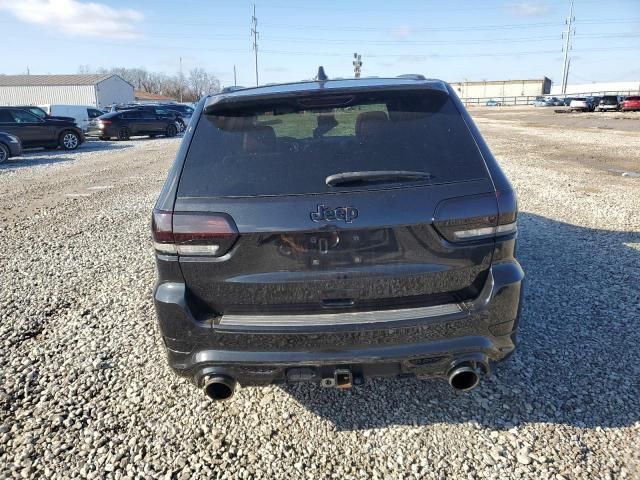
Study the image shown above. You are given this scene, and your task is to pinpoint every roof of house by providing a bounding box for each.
[134,90,175,101]
[0,74,129,87]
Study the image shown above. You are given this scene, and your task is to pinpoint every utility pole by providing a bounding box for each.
[179,56,183,102]
[251,4,259,86]
[560,1,575,94]
[563,57,571,94]
[233,65,237,86]
[353,53,362,78]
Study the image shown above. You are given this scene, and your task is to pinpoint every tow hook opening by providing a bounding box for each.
[320,368,354,388]
[334,369,353,389]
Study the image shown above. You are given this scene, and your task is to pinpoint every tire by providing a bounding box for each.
[59,130,80,150]
[117,127,130,141]
[149,134,157,138]
[99,136,110,141]
[0,143,9,164]
[165,123,177,138]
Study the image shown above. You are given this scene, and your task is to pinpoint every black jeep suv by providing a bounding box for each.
[152,74,524,400]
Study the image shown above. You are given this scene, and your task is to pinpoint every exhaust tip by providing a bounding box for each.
[203,375,236,401]
[448,364,480,392]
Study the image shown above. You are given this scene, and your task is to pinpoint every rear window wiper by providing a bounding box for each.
[326,170,432,187]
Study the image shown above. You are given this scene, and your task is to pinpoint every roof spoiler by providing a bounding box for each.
[204,80,448,115]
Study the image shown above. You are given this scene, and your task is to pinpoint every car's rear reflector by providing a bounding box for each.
[453,222,517,241]
[433,191,518,243]
[152,210,238,257]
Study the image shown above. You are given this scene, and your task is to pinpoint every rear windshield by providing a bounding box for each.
[179,91,489,197]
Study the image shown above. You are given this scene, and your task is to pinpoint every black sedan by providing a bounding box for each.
[0,107,84,150]
[92,110,179,140]
[0,131,22,163]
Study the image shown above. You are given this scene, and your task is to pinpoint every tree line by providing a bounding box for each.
[78,65,221,102]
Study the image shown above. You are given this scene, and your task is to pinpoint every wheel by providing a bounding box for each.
[165,123,177,138]
[117,127,130,141]
[149,134,157,138]
[99,136,110,141]
[59,130,80,150]
[0,143,9,164]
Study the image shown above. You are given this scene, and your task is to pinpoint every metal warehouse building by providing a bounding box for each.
[0,74,134,108]
[450,77,552,100]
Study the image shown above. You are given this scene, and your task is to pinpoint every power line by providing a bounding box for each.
[256,0,622,13]
[131,31,640,46]
[261,46,637,59]
[145,18,640,32]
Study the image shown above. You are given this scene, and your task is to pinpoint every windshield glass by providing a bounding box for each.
[179,91,489,197]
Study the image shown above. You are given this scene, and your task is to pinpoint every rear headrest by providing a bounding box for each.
[355,111,388,138]
[243,126,276,153]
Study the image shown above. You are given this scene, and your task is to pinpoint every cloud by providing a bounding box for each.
[508,2,551,17]
[389,26,413,39]
[0,0,143,39]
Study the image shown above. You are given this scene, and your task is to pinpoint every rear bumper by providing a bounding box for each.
[154,261,524,387]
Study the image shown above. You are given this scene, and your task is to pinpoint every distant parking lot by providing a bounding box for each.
[0,109,638,479]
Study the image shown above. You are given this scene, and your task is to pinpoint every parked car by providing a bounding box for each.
[159,103,195,122]
[485,99,501,106]
[621,96,640,111]
[598,96,622,111]
[532,96,551,107]
[0,131,22,163]
[549,97,563,106]
[15,105,76,124]
[587,96,601,112]
[152,72,523,400]
[0,107,84,150]
[107,104,186,131]
[38,105,105,132]
[93,110,179,140]
[569,98,590,112]
[562,97,574,106]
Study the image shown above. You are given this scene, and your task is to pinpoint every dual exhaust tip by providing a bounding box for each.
[201,361,485,401]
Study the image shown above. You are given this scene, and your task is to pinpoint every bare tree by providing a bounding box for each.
[79,65,220,102]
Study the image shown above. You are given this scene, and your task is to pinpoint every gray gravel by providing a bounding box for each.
[1,116,639,480]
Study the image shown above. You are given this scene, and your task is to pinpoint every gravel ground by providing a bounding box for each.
[1,113,639,480]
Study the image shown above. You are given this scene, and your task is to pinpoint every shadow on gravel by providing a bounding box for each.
[281,212,640,431]
[0,142,132,170]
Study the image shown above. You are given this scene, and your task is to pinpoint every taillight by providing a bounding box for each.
[151,210,238,256]
[433,192,517,243]
[99,119,112,125]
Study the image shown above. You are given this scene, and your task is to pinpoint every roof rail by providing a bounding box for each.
[397,74,426,80]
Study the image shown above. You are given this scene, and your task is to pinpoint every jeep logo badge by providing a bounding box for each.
[311,204,359,223]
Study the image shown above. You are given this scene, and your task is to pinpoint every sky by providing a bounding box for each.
[1,0,639,88]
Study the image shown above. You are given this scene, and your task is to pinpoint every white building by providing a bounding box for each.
[0,74,134,108]
[450,78,552,100]
[550,81,640,96]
